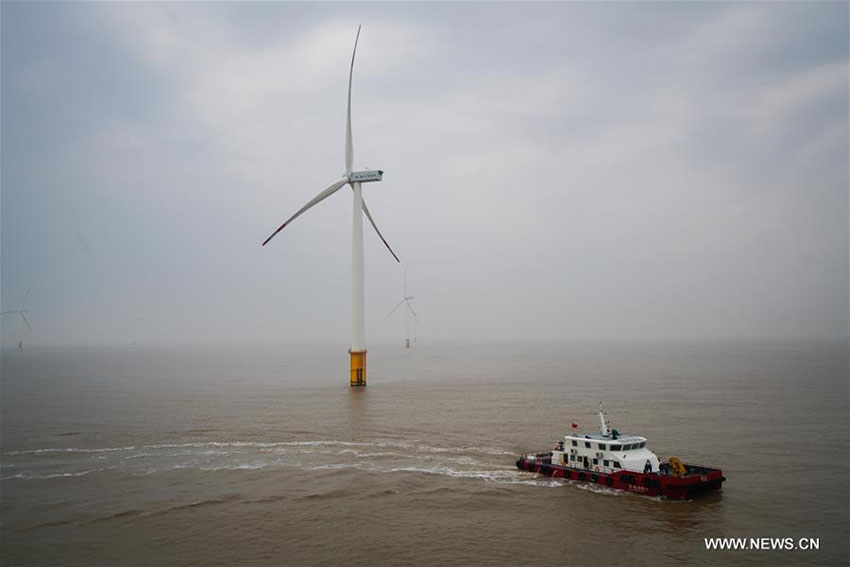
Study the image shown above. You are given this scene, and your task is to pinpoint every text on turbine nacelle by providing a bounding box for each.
[350,170,384,183]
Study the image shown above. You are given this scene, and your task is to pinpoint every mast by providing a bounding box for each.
[598,403,611,437]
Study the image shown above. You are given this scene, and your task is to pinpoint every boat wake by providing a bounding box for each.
[1,440,530,487]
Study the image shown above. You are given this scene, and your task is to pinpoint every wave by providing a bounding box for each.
[151,494,243,515]
[87,509,144,523]
[569,480,623,496]
[42,469,107,479]
[18,519,75,532]
[4,447,136,455]
[16,495,245,531]
[307,463,361,471]
[2,440,517,458]
[248,493,289,504]
[198,461,277,472]
[374,464,564,488]
[1,458,590,494]
[2,440,531,490]
[2,468,108,481]
[304,489,352,500]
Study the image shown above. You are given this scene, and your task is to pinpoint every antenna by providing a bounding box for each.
[598,403,611,437]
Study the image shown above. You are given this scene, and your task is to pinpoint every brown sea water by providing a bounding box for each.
[1,341,848,566]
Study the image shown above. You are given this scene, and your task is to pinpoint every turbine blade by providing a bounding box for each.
[388,298,405,316]
[21,313,32,331]
[262,178,348,246]
[345,25,361,172]
[20,288,30,310]
[0,310,21,316]
[362,197,400,263]
[405,301,417,318]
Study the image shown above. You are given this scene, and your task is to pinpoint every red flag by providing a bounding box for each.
[571,423,578,429]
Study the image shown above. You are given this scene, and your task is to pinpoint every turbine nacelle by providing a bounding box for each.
[348,170,384,183]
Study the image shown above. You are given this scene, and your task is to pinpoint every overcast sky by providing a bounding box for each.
[2,1,848,347]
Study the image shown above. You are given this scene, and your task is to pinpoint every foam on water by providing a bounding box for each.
[1,439,526,486]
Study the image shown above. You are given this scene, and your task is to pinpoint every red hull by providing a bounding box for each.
[516,454,724,500]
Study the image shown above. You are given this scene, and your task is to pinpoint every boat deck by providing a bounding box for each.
[517,452,725,499]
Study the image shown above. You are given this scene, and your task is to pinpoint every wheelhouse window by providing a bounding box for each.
[571,440,577,447]
[593,458,599,465]
[598,444,606,450]
[611,445,621,451]
[603,460,610,467]
[584,442,591,448]
[639,442,646,448]
[613,461,621,469]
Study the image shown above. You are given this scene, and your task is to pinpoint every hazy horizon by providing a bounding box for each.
[1,336,847,352]
[3,2,848,348]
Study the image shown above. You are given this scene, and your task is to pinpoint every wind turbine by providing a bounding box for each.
[262,25,399,387]
[388,264,417,348]
[1,289,32,349]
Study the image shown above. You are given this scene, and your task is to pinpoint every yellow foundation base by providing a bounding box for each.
[349,350,367,387]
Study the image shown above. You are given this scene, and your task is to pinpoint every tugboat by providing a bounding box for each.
[516,404,725,500]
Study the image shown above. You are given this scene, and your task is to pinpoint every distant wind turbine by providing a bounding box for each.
[388,265,417,348]
[1,289,32,349]
[262,25,399,387]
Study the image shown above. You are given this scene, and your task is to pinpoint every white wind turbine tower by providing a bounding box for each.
[388,264,417,348]
[1,289,32,349]
[262,26,399,387]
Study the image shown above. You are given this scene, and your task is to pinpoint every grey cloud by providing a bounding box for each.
[2,2,847,347]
